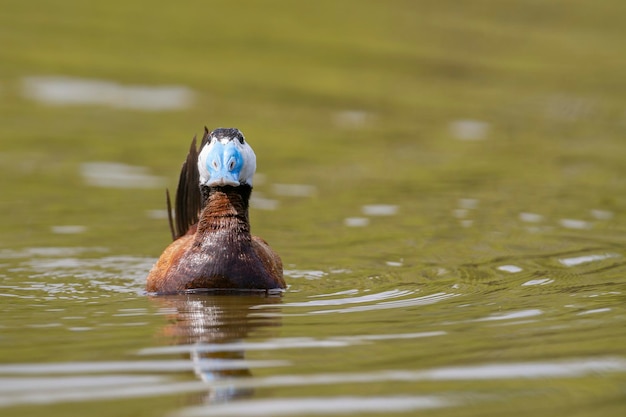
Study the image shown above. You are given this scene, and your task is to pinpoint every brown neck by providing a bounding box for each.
[195,185,252,238]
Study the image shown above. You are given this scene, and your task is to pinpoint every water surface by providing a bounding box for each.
[1,1,626,416]
[1,194,624,417]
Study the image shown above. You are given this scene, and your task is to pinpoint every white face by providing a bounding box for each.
[197,131,256,187]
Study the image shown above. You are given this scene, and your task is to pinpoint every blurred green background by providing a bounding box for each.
[1,0,624,263]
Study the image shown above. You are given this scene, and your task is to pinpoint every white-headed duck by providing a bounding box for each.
[147,127,285,293]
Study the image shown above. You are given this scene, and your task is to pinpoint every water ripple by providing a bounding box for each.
[0,357,623,408]
[138,331,444,356]
[1,251,154,298]
[175,395,451,417]
[195,357,626,390]
[0,376,206,407]
[81,162,165,189]
[22,76,194,111]
[558,253,620,267]
[0,359,288,375]
[306,292,460,315]
[474,309,543,322]
[0,247,109,259]
[276,289,415,308]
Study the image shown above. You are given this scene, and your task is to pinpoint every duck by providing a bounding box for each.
[146,127,285,294]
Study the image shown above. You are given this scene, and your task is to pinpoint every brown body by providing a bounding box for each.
[146,131,284,293]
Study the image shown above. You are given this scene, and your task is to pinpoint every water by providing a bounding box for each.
[2,1,626,416]
[1,194,625,416]
[21,76,195,112]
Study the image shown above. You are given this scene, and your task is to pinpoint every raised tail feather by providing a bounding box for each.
[166,128,212,240]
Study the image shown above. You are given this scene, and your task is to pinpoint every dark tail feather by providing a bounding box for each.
[201,126,211,148]
[166,189,175,241]
[170,135,202,240]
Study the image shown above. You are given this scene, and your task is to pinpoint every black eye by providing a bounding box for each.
[236,133,245,144]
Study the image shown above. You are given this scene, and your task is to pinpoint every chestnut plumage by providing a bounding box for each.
[146,128,285,293]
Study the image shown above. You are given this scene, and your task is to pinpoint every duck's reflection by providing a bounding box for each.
[151,292,282,403]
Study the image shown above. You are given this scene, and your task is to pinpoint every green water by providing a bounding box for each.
[1,1,626,416]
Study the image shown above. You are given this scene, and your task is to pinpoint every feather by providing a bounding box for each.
[170,135,202,239]
[166,189,175,240]
[201,126,211,148]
